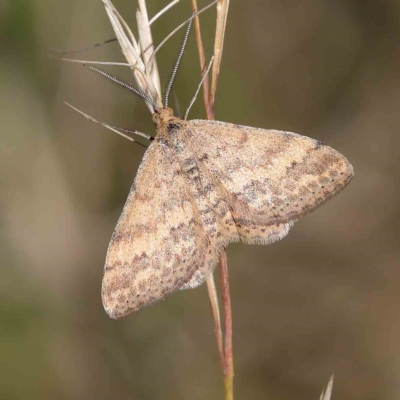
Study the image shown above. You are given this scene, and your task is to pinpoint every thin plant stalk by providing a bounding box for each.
[191,1,233,399]
[205,275,225,372]
[210,0,230,108]
[190,0,212,119]
[220,250,233,400]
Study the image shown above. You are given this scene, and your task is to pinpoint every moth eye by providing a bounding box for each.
[152,113,160,123]
[166,107,174,115]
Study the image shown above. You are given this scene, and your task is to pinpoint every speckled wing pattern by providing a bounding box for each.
[183,120,353,228]
[102,117,353,318]
[102,141,210,318]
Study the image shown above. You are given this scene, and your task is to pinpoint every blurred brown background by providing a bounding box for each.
[2,0,400,399]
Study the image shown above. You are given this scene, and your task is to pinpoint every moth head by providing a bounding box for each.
[152,107,175,125]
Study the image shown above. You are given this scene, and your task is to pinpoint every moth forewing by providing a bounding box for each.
[182,119,354,227]
[102,140,210,319]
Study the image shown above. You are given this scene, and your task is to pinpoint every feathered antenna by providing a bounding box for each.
[164,18,193,108]
[83,65,158,111]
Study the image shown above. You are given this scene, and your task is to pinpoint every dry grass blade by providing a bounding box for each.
[319,375,334,400]
[102,0,163,112]
[149,0,180,25]
[102,0,141,67]
[137,0,161,96]
[206,275,225,372]
[184,54,214,120]
[210,0,230,107]
[55,57,131,67]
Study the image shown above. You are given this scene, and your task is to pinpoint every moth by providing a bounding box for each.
[102,105,353,319]
[65,6,353,319]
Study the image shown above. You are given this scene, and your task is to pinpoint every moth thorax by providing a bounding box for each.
[167,122,184,150]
